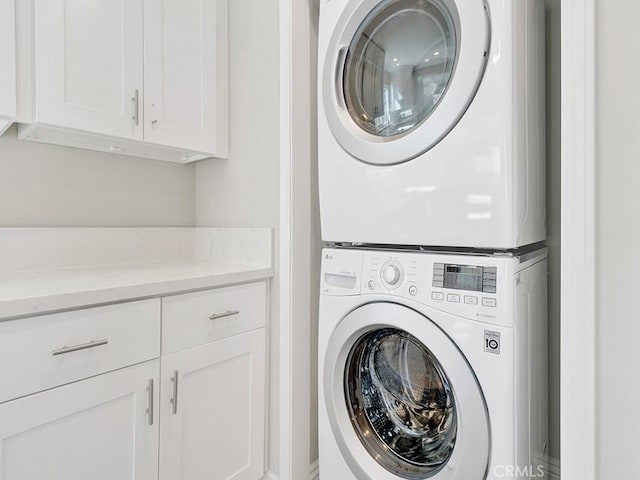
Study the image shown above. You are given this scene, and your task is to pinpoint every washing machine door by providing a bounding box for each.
[324,302,489,479]
[323,0,489,165]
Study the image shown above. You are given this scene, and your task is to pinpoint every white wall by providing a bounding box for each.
[596,1,640,477]
[544,0,561,464]
[193,0,281,475]
[0,125,195,226]
[194,2,279,228]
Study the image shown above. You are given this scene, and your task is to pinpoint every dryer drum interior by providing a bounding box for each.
[345,328,458,479]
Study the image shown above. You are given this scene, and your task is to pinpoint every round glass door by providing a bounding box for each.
[323,302,490,479]
[346,328,457,479]
[322,0,489,165]
[344,0,457,137]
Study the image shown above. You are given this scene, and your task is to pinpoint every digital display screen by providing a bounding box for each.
[444,264,484,292]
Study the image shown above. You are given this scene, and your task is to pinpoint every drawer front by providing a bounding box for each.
[0,299,160,404]
[162,281,266,354]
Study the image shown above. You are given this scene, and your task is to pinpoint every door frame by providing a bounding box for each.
[279,0,598,479]
[278,0,313,479]
[561,1,596,479]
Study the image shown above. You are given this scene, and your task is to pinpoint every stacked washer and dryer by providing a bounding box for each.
[317,0,548,479]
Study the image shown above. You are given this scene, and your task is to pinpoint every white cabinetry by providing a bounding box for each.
[17,0,228,163]
[29,0,144,140]
[0,360,160,480]
[0,280,267,479]
[0,299,160,403]
[160,281,267,480]
[0,0,16,134]
[159,329,266,480]
[144,0,228,156]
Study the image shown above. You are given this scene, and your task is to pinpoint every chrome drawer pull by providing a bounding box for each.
[209,310,240,320]
[52,339,109,356]
[170,370,179,415]
[146,379,154,426]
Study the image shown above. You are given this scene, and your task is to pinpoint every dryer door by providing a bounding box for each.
[324,302,489,479]
[323,0,489,165]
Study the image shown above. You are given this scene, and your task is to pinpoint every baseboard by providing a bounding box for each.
[260,461,319,480]
[548,456,561,480]
[261,470,279,480]
[310,459,320,480]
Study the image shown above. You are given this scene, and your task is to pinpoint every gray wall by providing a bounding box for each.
[193,0,281,473]
[194,1,279,228]
[545,0,561,464]
[0,125,195,226]
[596,1,640,477]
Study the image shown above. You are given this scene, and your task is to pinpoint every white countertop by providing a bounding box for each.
[0,227,274,320]
[0,259,273,319]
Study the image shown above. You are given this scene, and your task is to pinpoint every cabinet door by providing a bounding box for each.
[160,329,265,480]
[0,360,159,480]
[32,0,144,139]
[144,0,228,156]
[0,0,16,134]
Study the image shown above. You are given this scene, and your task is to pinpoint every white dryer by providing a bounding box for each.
[318,0,546,249]
[318,247,548,479]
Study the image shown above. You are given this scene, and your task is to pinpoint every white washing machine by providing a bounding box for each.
[318,0,546,249]
[318,247,548,479]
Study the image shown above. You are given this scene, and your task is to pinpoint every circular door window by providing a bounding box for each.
[344,0,457,138]
[323,302,490,479]
[323,0,489,165]
[346,328,457,478]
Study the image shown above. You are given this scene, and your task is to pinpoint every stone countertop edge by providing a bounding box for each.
[0,263,274,321]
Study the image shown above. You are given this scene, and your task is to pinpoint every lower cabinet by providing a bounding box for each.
[0,281,268,480]
[159,328,266,480]
[0,360,160,480]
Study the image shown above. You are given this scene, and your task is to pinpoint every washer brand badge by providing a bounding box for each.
[484,331,501,354]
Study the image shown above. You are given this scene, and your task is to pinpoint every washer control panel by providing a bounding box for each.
[358,249,508,326]
[321,247,547,329]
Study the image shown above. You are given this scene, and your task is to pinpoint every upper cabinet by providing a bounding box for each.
[0,0,16,135]
[31,0,144,141]
[16,0,228,163]
[144,0,228,156]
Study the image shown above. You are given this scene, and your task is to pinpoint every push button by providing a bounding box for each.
[482,297,497,308]
[464,295,478,305]
[431,292,444,301]
[408,285,418,296]
[447,294,461,303]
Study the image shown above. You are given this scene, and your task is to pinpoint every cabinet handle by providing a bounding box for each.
[170,370,179,414]
[52,339,109,356]
[131,89,139,126]
[209,310,240,320]
[146,379,154,426]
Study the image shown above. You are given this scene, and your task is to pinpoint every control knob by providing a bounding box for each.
[381,262,403,288]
